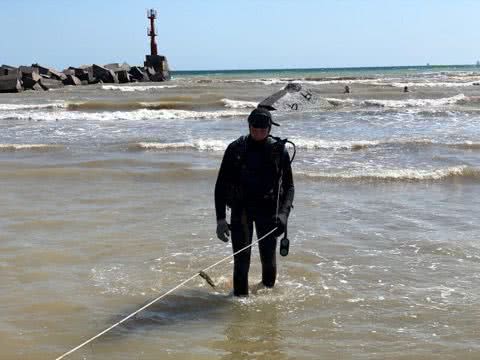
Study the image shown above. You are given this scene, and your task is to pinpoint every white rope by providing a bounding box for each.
[55,226,277,360]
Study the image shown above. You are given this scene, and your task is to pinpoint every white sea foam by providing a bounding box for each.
[0,102,67,110]
[347,298,365,303]
[293,137,456,151]
[233,79,288,86]
[216,78,288,86]
[132,138,480,152]
[225,78,387,86]
[0,108,249,122]
[294,139,382,150]
[0,144,63,151]
[325,94,467,108]
[101,84,178,92]
[130,139,228,151]
[299,79,388,86]
[221,98,257,109]
[390,82,477,88]
[296,166,480,181]
[364,94,466,108]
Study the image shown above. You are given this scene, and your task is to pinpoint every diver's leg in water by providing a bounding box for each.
[256,218,278,288]
[230,209,253,296]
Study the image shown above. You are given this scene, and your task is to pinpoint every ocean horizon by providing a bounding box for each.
[172,63,480,75]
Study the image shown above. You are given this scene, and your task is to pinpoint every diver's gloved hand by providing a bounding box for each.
[216,219,230,242]
[273,212,288,237]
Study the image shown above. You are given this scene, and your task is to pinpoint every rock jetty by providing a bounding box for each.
[0,58,170,93]
[0,8,170,94]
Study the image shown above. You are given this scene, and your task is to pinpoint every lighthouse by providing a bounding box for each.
[147,9,158,56]
[144,9,171,81]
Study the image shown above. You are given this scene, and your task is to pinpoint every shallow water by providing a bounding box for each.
[1,66,480,359]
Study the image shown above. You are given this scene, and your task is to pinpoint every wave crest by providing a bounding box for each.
[129,140,228,152]
[221,98,257,109]
[0,144,64,151]
[0,103,66,110]
[0,109,249,122]
[101,85,178,92]
[297,166,480,182]
[325,94,467,109]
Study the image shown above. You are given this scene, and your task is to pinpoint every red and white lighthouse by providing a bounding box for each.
[144,9,170,81]
[147,9,158,56]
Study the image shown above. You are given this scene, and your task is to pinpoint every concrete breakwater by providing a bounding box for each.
[0,56,170,93]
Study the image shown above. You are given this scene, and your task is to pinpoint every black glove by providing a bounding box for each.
[272,212,288,237]
[216,219,230,242]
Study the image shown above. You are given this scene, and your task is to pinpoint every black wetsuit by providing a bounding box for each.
[215,135,294,296]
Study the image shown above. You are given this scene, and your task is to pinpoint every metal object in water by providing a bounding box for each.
[198,270,216,288]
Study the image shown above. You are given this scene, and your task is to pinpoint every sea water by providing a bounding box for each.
[1,65,480,359]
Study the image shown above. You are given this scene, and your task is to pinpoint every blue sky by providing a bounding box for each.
[1,0,479,71]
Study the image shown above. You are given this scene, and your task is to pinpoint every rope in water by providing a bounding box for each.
[55,226,278,360]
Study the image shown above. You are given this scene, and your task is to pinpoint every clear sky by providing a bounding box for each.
[1,0,479,71]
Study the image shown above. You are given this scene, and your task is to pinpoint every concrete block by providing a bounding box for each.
[62,74,82,86]
[32,64,66,81]
[149,72,169,82]
[73,68,95,83]
[62,68,75,76]
[32,83,44,91]
[116,70,131,83]
[92,64,118,83]
[104,63,121,71]
[39,77,64,90]
[22,72,41,90]
[19,66,39,76]
[120,62,131,71]
[144,55,170,80]
[0,73,23,93]
[129,66,149,82]
[145,66,155,78]
[0,65,17,76]
[108,69,119,83]
[105,62,131,72]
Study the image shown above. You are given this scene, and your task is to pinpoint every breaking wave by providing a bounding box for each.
[0,102,67,110]
[129,140,228,152]
[199,76,474,88]
[224,78,288,86]
[294,138,480,151]
[295,139,381,150]
[390,81,480,88]
[296,166,480,182]
[0,144,64,151]
[67,97,226,111]
[129,138,480,153]
[446,141,480,150]
[221,98,257,109]
[64,97,258,111]
[0,108,249,122]
[215,77,387,86]
[300,78,386,86]
[101,84,178,91]
[325,94,468,108]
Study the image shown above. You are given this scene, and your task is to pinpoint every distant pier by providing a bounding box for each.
[0,9,170,93]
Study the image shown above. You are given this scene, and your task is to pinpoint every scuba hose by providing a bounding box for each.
[269,135,297,164]
[269,135,296,257]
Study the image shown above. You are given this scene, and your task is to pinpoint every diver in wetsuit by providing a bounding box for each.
[214,107,294,296]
